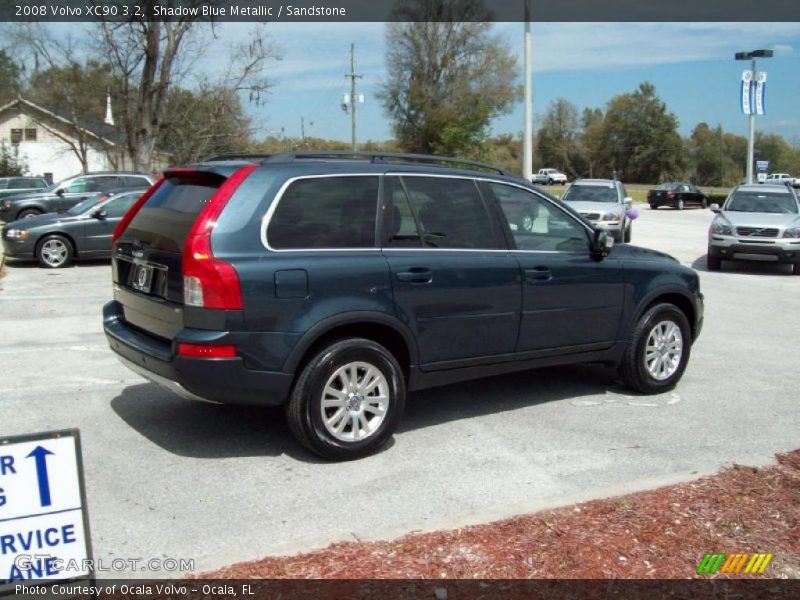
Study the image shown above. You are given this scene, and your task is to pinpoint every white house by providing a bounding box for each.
[0,97,148,182]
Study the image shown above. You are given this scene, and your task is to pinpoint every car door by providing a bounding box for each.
[381,175,520,367]
[484,181,625,354]
[82,192,139,255]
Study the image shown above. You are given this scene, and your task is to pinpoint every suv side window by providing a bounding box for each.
[383,177,422,248]
[400,176,498,249]
[267,176,379,250]
[123,176,151,187]
[89,176,121,192]
[490,183,589,253]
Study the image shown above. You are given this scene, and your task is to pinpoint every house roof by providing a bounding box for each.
[0,96,125,146]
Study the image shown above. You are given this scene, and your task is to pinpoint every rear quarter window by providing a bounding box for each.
[267,176,379,250]
[124,175,222,252]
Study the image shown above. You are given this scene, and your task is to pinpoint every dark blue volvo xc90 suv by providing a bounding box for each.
[104,153,703,459]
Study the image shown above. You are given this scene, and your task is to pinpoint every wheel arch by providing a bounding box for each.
[284,312,418,380]
[15,203,47,219]
[631,288,698,340]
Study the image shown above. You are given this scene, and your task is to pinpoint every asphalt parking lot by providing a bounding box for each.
[2,206,799,577]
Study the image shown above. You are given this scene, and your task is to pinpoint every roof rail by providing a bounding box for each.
[262,151,513,176]
[203,153,273,162]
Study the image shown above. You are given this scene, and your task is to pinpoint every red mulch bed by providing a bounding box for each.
[206,449,799,579]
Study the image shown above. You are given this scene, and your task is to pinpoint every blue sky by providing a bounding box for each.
[217,22,800,144]
[35,21,800,143]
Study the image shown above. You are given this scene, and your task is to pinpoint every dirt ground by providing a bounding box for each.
[206,450,799,580]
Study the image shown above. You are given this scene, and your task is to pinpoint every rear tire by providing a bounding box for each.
[36,234,73,268]
[677,199,685,210]
[707,251,721,271]
[548,178,554,185]
[792,262,800,275]
[649,203,657,210]
[285,338,406,460]
[701,197,708,209]
[623,225,632,243]
[621,303,691,394]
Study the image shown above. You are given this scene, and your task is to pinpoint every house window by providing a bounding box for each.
[10,129,23,144]
[24,128,37,141]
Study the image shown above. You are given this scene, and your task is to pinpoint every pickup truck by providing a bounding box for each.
[531,168,568,185]
[764,173,799,187]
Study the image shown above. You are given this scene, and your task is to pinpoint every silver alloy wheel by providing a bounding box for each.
[320,361,390,442]
[678,199,685,210]
[40,239,69,267]
[644,320,684,381]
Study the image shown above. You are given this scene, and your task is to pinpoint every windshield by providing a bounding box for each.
[562,185,618,203]
[656,182,679,190]
[725,192,798,214]
[65,195,104,216]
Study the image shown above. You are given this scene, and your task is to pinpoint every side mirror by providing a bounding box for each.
[710,203,721,213]
[623,197,633,206]
[55,188,64,196]
[91,209,107,219]
[590,229,614,260]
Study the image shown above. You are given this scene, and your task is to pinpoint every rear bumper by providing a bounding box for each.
[708,238,800,263]
[104,301,293,406]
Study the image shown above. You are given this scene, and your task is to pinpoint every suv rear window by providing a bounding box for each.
[267,176,379,249]
[124,175,223,252]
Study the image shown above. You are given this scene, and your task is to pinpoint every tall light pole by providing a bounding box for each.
[522,0,533,181]
[735,49,772,184]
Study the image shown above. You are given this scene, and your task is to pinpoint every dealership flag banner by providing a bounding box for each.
[741,70,767,115]
[754,72,767,115]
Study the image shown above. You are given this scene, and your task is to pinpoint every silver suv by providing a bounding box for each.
[561,179,633,243]
[707,184,800,274]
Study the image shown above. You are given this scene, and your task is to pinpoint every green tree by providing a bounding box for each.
[535,99,582,176]
[754,132,796,174]
[601,82,685,183]
[158,85,253,165]
[0,50,21,104]
[0,141,27,176]
[580,107,606,178]
[378,0,519,158]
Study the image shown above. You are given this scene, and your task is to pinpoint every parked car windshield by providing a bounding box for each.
[725,192,798,214]
[562,185,618,203]
[66,195,104,215]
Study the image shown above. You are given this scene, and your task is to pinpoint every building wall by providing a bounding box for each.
[0,108,119,182]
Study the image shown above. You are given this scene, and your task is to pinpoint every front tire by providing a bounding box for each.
[707,252,721,271]
[285,338,406,460]
[548,178,554,185]
[792,262,800,275]
[620,303,691,394]
[36,234,73,268]
[623,224,632,243]
[18,209,42,219]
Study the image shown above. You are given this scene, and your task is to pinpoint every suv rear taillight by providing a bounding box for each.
[113,178,165,242]
[182,164,258,310]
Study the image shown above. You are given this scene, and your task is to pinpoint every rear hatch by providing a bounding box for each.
[112,168,232,342]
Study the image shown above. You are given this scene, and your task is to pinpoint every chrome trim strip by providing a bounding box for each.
[258,172,593,253]
[117,355,221,404]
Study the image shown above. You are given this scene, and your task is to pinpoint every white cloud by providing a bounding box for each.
[494,22,800,73]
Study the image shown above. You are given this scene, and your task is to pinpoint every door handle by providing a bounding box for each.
[396,267,433,284]
[525,266,552,283]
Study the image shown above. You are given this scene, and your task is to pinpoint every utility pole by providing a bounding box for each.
[522,0,533,181]
[344,43,363,152]
[735,49,772,184]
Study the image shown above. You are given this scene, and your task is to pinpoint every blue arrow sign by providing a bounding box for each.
[26,446,54,507]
